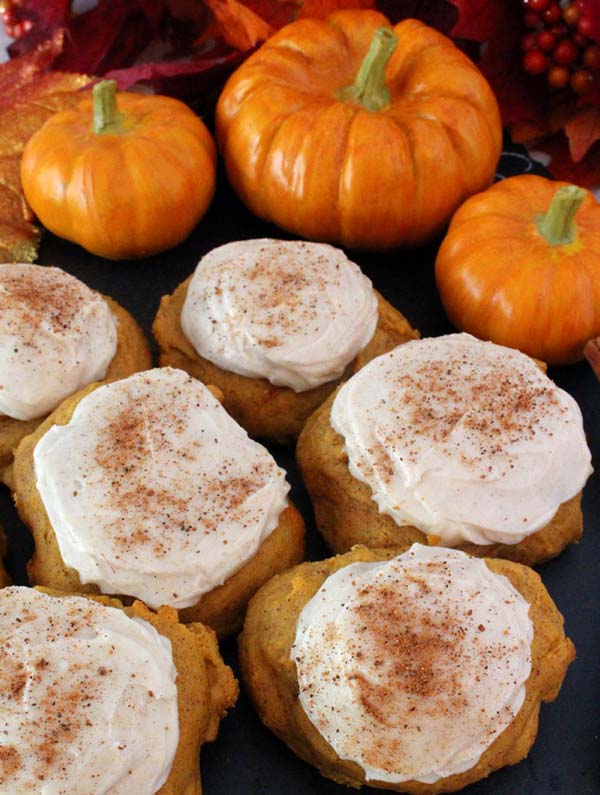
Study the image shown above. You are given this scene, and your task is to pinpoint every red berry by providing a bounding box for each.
[523,0,550,10]
[575,31,590,46]
[537,30,556,51]
[543,3,563,23]
[524,10,541,27]
[547,65,571,88]
[553,38,579,65]
[571,68,595,93]
[578,16,595,38]
[562,3,581,26]
[523,49,550,75]
[583,44,600,69]
[522,32,539,51]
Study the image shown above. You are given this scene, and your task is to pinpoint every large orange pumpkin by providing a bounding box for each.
[21,80,216,260]
[435,174,600,364]
[216,10,502,250]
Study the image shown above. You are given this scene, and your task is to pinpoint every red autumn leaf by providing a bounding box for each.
[104,48,244,96]
[5,0,167,73]
[297,0,375,19]
[54,0,166,75]
[240,0,300,28]
[542,132,600,187]
[565,106,600,164]
[449,0,508,42]
[202,0,274,50]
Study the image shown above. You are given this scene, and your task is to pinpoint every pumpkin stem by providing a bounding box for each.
[336,27,398,112]
[536,184,587,246]
[93,80,124,135]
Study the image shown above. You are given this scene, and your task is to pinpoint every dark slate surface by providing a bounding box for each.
[0,146,598,795]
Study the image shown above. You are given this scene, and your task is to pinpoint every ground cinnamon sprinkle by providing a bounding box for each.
[294,549,532,781]
[88,374,273,556]
[210,240,329,348]
[0,602,103,788]
[1,267,89,346]
[373,347,562,474]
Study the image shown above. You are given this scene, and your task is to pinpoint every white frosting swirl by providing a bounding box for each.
[0,586,178,795]
[330,334,592,546]
[180,239,378,392]
[0,263,118,421]
[33,368,289,608]
[292,545,533,784]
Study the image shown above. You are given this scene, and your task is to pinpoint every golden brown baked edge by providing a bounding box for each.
[33,587,238,795]
[0,293,152,487]
[12,382,306,639]
[296,388,583,566]
[238,547,575,793]
[152,276,419,443]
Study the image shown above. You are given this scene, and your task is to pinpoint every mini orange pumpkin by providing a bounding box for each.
[216,10,502,250]
[435,174,600,364]
[21,80,216,260]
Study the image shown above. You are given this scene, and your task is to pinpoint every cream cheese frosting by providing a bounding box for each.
[180,239,378,392]
[292,544,533,784]
[0,586,178,795]
[0,263,118,421]
[330,333,593,546]
[33,368,289,609]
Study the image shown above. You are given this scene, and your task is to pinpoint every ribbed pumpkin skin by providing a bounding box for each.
[435,175,600,364]
[21,92,217,260]
[216,10,502,250]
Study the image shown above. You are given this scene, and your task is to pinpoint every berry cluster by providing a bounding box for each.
[521,0,599,93]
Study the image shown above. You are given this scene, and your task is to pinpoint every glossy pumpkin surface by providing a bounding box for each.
[216,10,502,250]
[21,82,217,260]
[435,174,600,364]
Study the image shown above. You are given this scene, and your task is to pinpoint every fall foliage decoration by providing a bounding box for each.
[216,10,502,250]
[2,1,599,187]
[435,174,600,365]
[20,79,217,259]
[0,36,89,262]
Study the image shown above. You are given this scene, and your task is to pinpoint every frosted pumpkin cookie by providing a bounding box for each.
[240,544,574,792]
[12,368,305,637]
[0,263,151,485]
[0,585,237,795]
[153,239,418,442]
[297,333,592,565]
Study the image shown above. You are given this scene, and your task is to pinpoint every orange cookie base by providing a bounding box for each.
[153,277,418,443]
[35,588,237,795]
[296,389,583,566]
[0,294,151,486]
[239,547,574,793]
[12,383,305,639]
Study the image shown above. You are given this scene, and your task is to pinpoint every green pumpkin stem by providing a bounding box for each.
[536,185,587,246]
[336,27,398,112]
[93,80,124,134]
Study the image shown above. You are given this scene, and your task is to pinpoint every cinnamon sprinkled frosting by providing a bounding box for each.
[0,264,117,421]
[33,368,289,608]
[330,334,592,546]
[0,587,178,795]
[292,545,533,784]
[181,239,378,392]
